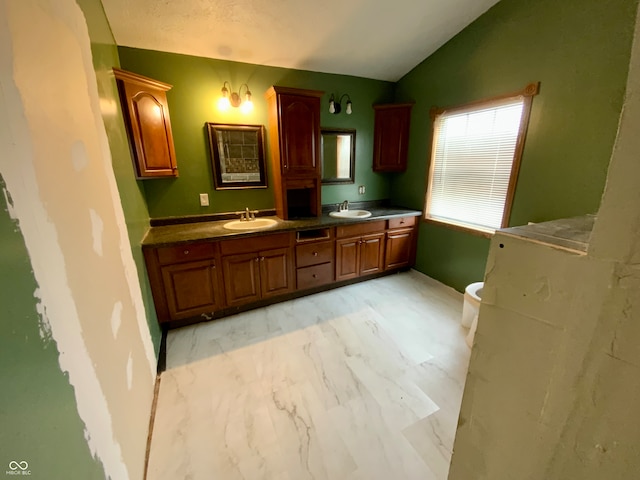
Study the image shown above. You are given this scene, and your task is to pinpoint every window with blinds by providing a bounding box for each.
[425,85,538,235]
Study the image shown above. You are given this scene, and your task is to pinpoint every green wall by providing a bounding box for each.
[0,177,105,478]
[393,0,638,291]
[117,47,394,218]
[78,0,162,354]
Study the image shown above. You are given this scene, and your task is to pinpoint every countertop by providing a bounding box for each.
[142,207,422,247]
[498,214,595,253]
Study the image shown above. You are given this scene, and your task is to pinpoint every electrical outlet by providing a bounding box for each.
[199,193,209,207]
[358,185,366,195]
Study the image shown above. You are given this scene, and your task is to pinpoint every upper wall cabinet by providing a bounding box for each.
[266,87,323,177]
[113,68,178,179]
[266,86,324,219]
[372,103,414,173]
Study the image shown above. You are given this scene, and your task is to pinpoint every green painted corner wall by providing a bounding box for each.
[117,47,395,218]
[0,177,105,478]
[77,0,162,355]
[392,0,638,291]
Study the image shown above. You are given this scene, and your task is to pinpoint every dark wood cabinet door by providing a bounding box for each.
[259,247,293,299]
[222,253,261,307]
[161,260,221,320]
[385,229,414,270]
[372,104,413,172]
[114,68,178,178]
[336,238,360,281]
[360,233,385,276]
[279,93,320,176]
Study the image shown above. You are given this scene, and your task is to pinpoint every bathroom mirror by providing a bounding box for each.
[321,128,355,184]
[206,123,267,190]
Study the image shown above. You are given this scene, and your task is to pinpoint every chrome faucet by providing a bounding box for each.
[235,207,258,221]
[339,200,349,212]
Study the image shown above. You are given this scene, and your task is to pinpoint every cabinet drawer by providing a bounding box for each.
[220,232,292,256]
[296,241,333,268]
[297,263,334,290]
[388,216,416,229]
[336,220,386,238]
[156,242,216,265]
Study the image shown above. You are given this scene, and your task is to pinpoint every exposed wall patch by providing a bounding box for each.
[33,288,52,345]
[89,208,104,256]
[1,1,157,478]
[110,301,123,339]
[127,351,133,391]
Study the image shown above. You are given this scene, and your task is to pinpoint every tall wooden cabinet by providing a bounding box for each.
[113,68,178,178]
[372,103,413,172]
[266,86,324,219]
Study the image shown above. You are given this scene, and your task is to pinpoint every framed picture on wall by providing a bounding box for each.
[206,123,267,190]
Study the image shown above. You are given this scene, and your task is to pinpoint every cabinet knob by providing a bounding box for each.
[255,257,259,262]
[400,220,405,224]
[312,274,317,278]
[184,250,189,255]
[313,252,318,256]
[260,257,265,261]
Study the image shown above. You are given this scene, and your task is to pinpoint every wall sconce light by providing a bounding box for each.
[218,81,253,113]
[329,93,352,115]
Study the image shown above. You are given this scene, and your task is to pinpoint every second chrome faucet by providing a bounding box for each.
[236,207,259,221]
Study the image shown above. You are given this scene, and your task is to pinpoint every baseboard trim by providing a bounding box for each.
[143,375,162,480]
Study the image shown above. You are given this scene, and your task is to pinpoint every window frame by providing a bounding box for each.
[424,82,540,237]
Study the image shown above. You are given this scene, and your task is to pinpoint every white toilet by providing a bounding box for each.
[462,282,483,348]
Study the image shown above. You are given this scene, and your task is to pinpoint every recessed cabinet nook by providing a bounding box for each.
[141,86,420,328]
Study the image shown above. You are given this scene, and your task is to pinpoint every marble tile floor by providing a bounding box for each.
[146,269,471,480]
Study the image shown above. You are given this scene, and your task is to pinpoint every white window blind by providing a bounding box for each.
[426,98,525,233]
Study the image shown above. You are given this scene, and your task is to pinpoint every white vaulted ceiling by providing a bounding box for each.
[101,0,501,82]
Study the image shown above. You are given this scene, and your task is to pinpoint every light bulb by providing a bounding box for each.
[218,96,231,111]
[329,100,335,114]
[240,99,253,114]
[346,101,352,115]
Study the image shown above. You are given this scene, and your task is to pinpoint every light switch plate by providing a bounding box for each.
[358,185,366,195]
[199,193,209,206]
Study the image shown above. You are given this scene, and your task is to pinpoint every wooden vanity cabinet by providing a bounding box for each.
[372,103,413,173]
[385,216,417,270]
[266,86,324,219]
[220,232,294,307]
[113,68,178,179]
[335,221,386,281]
[143,241,223,323]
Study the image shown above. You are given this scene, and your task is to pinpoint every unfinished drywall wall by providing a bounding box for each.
[448,5,640,479]
[0,0,156,478]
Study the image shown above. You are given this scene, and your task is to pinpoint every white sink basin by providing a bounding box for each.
[223,218,278,231]
[329,210,372,219]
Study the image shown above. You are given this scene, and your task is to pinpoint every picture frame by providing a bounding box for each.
[206,123,267,190]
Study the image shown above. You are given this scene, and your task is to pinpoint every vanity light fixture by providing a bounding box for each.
[329,93,353,115]
[218,81,253,113]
